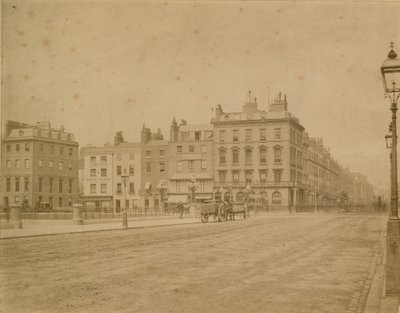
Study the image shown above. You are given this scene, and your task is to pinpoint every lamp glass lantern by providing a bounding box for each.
[381,47,400,94]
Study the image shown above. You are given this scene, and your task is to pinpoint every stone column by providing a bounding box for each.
[72,204,83,225]
[10,205,22,229]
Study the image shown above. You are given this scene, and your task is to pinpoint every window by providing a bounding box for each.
[15,177,20,192]
[90,169,96,177]
[101,168,107,177]
[259,147,267,164]
[24,177,29,192]
[50,145,54,154]
[232,149,239,164]
[245,129,252,141]
[49,178,53,193]
[101,184,107,194]
[38,177,43,192]
[245,170,252,183]
[68,179,73,194]
[16,144,20,152]
[90,156,96,164]
[60,146,64,155]
[146,162,151,173]
[189,145,194,153]
[177,146,182,153]
[215,149,225,166]
[260,128,266,141]
[15,196,20,204]
[219,171,226,183]
[68,163,72,171]
[39,144,43,152]
[245,148,252,164]
[59,162,64,170]
[25,143,30,152]
[274,169,282,183]
[90,184,96,194]
[146,150,151,158]
[260,170,267,183]
[177,161,183,172]
[59,197,63,207]
[6,145,11,152]
[59,179,63,193]
[49,161,53,169]
[38,160,43,168]
[6,160,11,168]
[274,146,282,164]
[232,171,240,182]
[129,183,135,194]
[233,129,239,142]
[117,166,122,175]
[160,150,165,157]
[24,159,30,169]
[117,183,122,194]
[195,131,201,141]
[274,128,281,140]
[188,160,194,172]
[201,145,206,153]
[201,160,207,170]
[6,178,11,192]
[272,191,282,204]
[69,148,73,157]
[160,162,165,173]
[220,130,226,142]
[101,155,107,163]
[15,159,21,169]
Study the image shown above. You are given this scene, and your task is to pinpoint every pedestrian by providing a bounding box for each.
[177,201,184,219]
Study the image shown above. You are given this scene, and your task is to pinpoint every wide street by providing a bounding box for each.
[0,213,386,313]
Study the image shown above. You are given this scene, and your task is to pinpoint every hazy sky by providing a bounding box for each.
[3,0,400,194]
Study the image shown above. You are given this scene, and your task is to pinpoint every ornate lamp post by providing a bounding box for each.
[121,169,129,229]
[381,42,400,295]
[156,181,167,215]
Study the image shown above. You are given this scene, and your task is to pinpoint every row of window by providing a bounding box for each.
[6,159,73,171]
[218,146,282,165]
[218,169,283,183]
[5,177,73,193]
[145,149,165,158]
[145,162,166,174]
[290,129,302,145]
[290,147,303,164]
[176,145,207,154]
[176,160,207,173]
[89,182,135,195]
[10,195,72,207]
[214,190,282,205]
[219,128,281,143]
[6,143,74,156]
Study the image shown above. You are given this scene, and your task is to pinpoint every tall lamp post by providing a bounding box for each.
[156,181,167,215]
[121,169,129,229]
[381,42,400,295]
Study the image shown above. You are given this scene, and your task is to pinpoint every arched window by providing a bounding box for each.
[219,149,226,164]
[272,191,282,205]
[259,146,267,163]
[215,192,221,201]
[224,192,231,201]
[274,145,282,164]
[232,147,239,164]
[245,146,252,164]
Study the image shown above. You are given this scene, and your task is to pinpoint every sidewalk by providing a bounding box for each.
[0,216,200,239]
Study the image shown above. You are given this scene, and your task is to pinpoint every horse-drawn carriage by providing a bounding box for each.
[199,201,247,223]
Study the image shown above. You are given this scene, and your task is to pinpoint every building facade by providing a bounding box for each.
[1,121,79,209]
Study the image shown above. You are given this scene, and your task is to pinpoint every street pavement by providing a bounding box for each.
[0,213,397,313]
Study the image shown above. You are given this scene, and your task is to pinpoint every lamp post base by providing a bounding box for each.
[386,218,400,295]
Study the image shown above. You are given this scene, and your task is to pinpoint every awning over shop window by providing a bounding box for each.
[167,195,189,203]
[145,182,152,190]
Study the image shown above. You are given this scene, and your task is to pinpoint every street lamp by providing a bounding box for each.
[156,181,167,215]
[381,42,400,295]
[188,179,198,203]
[121,169,129,229]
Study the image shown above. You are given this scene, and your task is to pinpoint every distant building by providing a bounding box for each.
[1,120,79,209]
[167,118,214,203]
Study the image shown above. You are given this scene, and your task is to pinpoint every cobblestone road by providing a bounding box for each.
[0,213,386,313]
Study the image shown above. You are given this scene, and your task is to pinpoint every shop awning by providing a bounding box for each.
[167,195,189,203]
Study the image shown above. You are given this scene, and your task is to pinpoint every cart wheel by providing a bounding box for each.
[200,214,209,223]
[217,204,227,222]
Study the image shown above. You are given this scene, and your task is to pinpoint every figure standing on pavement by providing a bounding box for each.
[177,201,184,219]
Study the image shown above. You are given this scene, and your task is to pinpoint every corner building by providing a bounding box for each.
[212,93,307,211]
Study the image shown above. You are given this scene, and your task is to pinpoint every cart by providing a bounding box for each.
[199,201,247,223]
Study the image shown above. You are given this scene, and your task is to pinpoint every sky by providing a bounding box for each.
[2,0,400,195]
